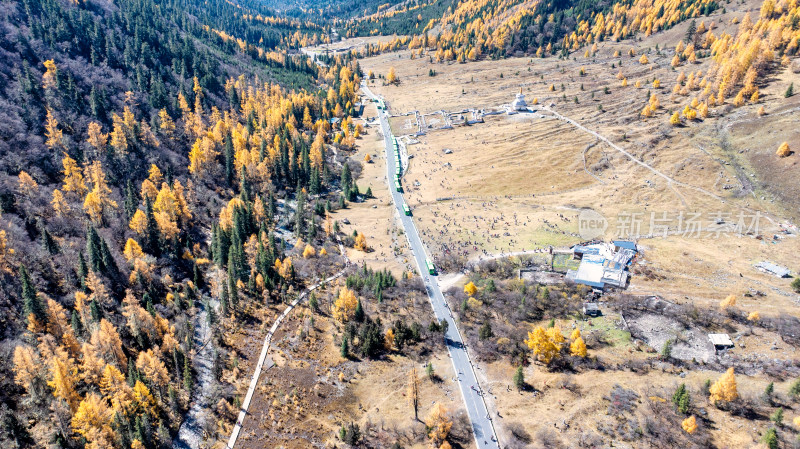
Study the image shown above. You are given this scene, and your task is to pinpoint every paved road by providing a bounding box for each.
[361,83,500,449]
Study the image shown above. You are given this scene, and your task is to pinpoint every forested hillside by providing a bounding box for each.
[344,0,799,116]
[344,0,723,58]
[0,0,366,447]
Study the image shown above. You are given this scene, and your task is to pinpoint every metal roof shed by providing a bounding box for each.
[754,261,791,278]
[613,240,637,251]
[708,333,734,351]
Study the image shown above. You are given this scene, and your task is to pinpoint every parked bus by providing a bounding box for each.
[395,180,402,192]
[402,204,411,216]
[425,259,436,275]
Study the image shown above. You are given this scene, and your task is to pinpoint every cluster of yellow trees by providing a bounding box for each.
[14,287,178,449]
[8,48,361,447]
[709,5,800,104]
[668,3,800,123]
[348,0,724,63]
[525,325,587,365]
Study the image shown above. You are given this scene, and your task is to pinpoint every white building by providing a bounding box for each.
[507,89,528,114]
[511,90,528,111]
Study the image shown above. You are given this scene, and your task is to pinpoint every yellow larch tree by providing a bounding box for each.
[0,229,13,272]
[122,291,159,345]
[13,345,42,393]
[148,164,164,186]
[682,415,697,434]
[86,122,108,156]
[720,294,736,309]
[698,102,709,118]
[776,142,791,157]
[123,238,144,263]
[354,232,368,251]
[425,403,452,447]
[83,160,118,223]
[136,349,170,391]
[129,209,148,235]
[44,109,63,150]
[158,109,175,138]
[90,319,127,368]
[99,363,134,414]
[188,136,218,177]
[61,154,87,198]
[310,132,325,170]
[570,336,587,357]
[17,171,38,197]
[303,244,316,258]
[464,281,477,297]
[42,60,58,89]
[387,66,398,84]
[47,347,80,412]
[709,367,738,403]
[278,256,292,279]
[71,393,114,443]
[332,286,358,323]
[132,380,158,417]
[140,179,158,202]
[51,189,68,216]
[109,114,128,155]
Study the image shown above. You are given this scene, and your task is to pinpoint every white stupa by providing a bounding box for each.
[511,88,528,111]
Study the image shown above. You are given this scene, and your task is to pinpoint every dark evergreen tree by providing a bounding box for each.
[86,226,103,272]
[40,226,59,255]
[193,263,203,289]
[228,268,239,310]
[20,264,47,327]
[220,282,230,316]
[239,167,251,202]
[309,292,318,311]
[183,354,193,392]
[89,299,101,323]
[479,321,493,340]
[340,163,352,197]
[294,189,306,237]
[143,197,161,256]
[224,133,235,186]
[71,310,84,337]
[513,366,525,390]
[309,167,321,195]
[354,298,364,322]
[124,179,139,220]
[100,238,120,281]
[77,251,89,291]
[227,231,247,283]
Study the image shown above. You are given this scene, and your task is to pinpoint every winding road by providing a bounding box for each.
[362,82,501,449]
